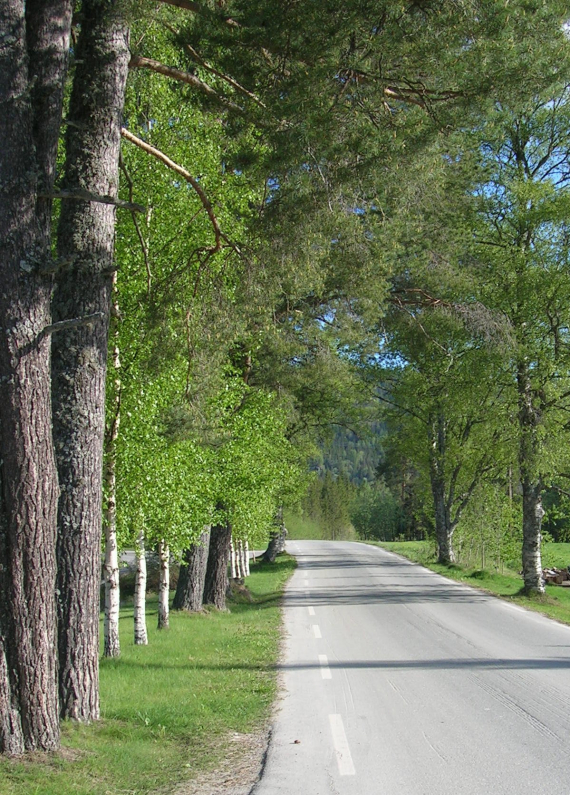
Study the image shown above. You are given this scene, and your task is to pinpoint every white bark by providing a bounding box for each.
[134,530,148,645]
[157,540,170,630]
[230,538,238,579]
[243,540,250,577]
[103,521,120,657]
[103,274,121,658]
[236,540,245,579]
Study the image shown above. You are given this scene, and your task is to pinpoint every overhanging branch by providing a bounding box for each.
[121,127,222,252]
[129,55,246,116]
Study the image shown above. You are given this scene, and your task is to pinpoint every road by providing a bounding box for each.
[252,540,570,795]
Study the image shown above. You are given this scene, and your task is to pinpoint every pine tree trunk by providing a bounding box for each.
[172,529,211,612]
[157,541,170,630]
[52,0,129,721]
[0,1,72,754]
[204,521,232,610]
[517,363,544,594]
[134,531,148,646]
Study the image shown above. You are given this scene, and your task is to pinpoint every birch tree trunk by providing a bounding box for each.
[0,0,72,753]
[236,540,245,580]
[204,520,232,610]
[172,529,211,612]
[243,540,251,577]
[134,531,148,645]
[103,293,121,659]
[157,541,170,630]
[517,363,545,594]
[230,538,239,580]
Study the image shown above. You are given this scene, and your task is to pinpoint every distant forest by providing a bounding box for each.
[310,424,385,485]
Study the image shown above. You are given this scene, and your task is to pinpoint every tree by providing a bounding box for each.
[471,89,570,592]
[52,0,130,717]
[0,0,73,754]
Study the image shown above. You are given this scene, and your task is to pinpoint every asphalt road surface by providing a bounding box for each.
[252,540,570,795]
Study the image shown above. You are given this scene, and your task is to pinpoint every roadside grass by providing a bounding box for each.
[0,555,296,795]
[367,540,570,625]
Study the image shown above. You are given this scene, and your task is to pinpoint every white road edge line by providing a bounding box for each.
[312,624,322,639]
[319,653,332,679]
[308,606,315,616]
[329,714,356,776]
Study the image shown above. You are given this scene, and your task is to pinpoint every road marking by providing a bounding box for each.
[308,606,315,616]
[329,714,355,776]
[319,654,331,679]
[312,624,322,639]
[302,579,309,587]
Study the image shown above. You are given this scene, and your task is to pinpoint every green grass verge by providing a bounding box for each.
[1,555,296,795]
[367,540,570,625]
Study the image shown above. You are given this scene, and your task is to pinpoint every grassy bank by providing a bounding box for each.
[369,540,570,625]
[1,555,296,795]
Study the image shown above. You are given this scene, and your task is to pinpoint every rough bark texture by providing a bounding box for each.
[0,0,72,754]
[428,411,456,565]
[517,363,545,594]
[172,529,211,612]
[134,532,148,645]
[157,541,170,630]
[52,0,129,721]
[204,522,232,610]
[261,510,287,564]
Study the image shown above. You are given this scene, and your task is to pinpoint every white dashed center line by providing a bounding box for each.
[307,606,315,616]
[329,714,356,776]
[312,624,322,639]
[319,654,331,679]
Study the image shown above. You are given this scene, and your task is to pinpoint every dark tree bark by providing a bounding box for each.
[517,363,545,595]
[52,0,130,721]
[261,506,287,563]
[0,0,72,754]
[204,522,232,610]
[427,410,457,565]
[173,529,211,612]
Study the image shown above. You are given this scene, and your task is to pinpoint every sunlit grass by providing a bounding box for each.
[1,555,296,795]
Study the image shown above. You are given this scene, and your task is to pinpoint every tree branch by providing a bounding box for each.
[120,127,222,252]
[43,189,145,213]
[41,312,105,338]
[160,21,266,109]
[128,55,246,116]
